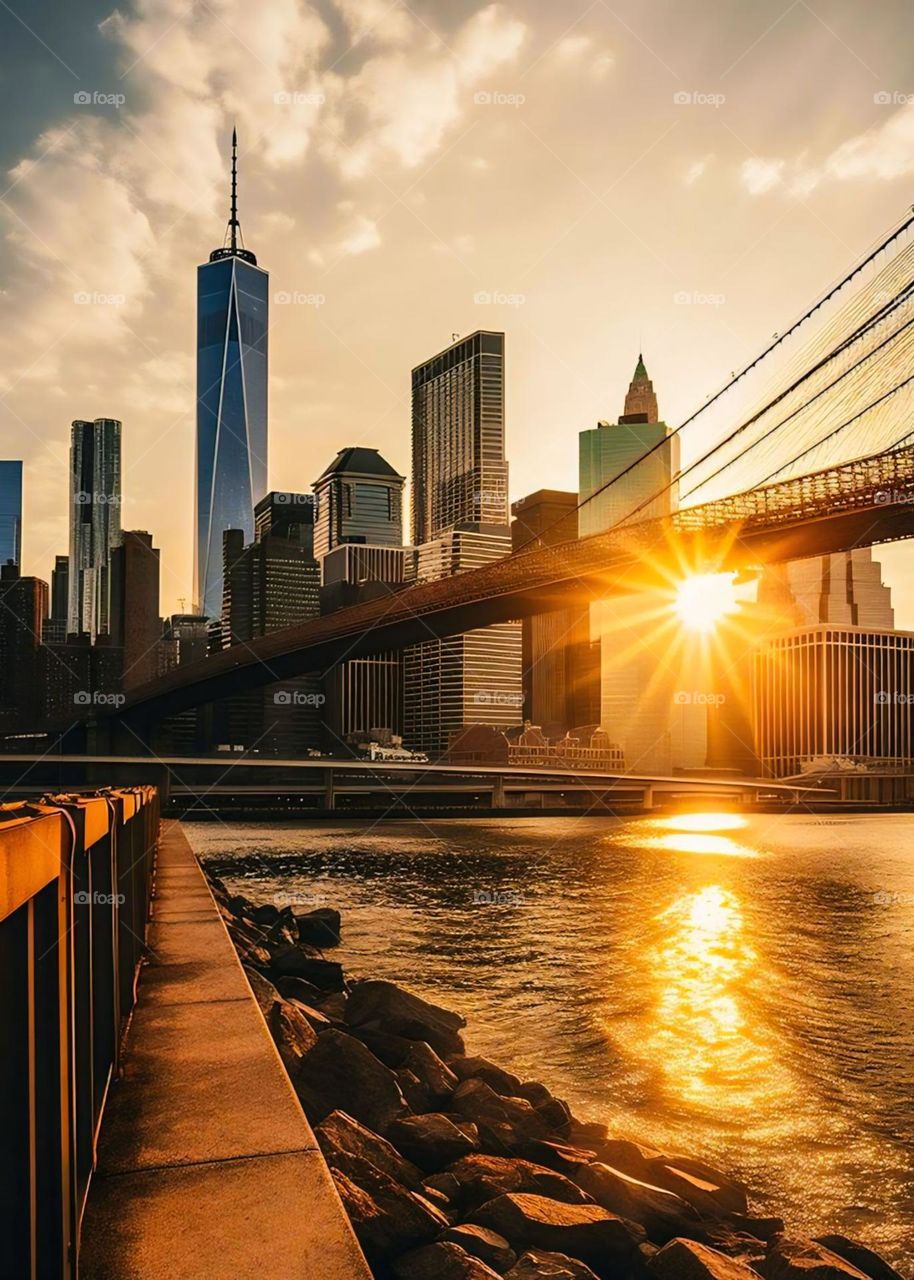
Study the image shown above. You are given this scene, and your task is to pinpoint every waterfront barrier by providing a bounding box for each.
[0,786,159,1279]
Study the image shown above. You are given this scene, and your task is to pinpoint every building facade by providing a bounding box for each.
[314,448,404,560]
[0,564,47,730]
[755,625,914,777]
[43,555,69,646]
[67,417,122,640]
[0,460,23,568]
[405,332,522,758]
[195,132,268,619]
[110,531,161,690]
[757,549,894,630]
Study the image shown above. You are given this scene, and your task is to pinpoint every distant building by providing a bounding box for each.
[405,332,522,757]
[758,549,894,630]
[755,625,914,777]
[195,131,268,619]
[68,417,121,640]
[44,633,122,726]
[43,554,69,645]
[159,613,209,672]
[511,489,599,736]
[110,531,161,690]
[0,563,47,730]
[314,448,410,750]
[579,356,682,774]
[446,722,624,772]
[0,461,23,568]
[254,491,315,552]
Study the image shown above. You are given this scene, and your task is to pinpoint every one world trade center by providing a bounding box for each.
[195,130,268,619]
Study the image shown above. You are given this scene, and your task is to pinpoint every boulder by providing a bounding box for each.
[245,901,282,926]
[397,1067,434,1114]
[648,1239,763,1279]
[521,1142,597,1173]
[447,1154,593,1211]
[316,991,349,1021]
[575,1162,701,1243]
[443,1224,517,1272]
[762,1238,872,1280]
[331,1168,448,1266]
[286,998,332,1032]
[267,999,318,1074]
[814,1237,906,1280]
[315,1109,422,1189]
[387,1113,479,1170]
[351,1026,416,1067]
[345,979,466,1056]
[392,1242,503,1280]
[451,1079,554,1150]
[242,965,281,1019]
[276,975,326,1005]
[403,1040,459,1102]
[292,1028,408,1130]
[295,906,342,947]
[590,1140,663,1180]
[647,1159,748,1218]
[731,1216,784,1245]
[471,1194,645,1276]
[267,944,344,989]
[506,1250,601,1280]
[424,1171,462,1203]
[450,1055,524,1096]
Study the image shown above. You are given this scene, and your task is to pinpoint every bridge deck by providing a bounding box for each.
[80,821,370,1280]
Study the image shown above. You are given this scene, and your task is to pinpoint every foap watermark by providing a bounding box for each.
[74,491,121,505]
[273,689,326,707]
[474,290,525,307]
[874,91,914,106]
[74,90,125,109]
[275,290,325,307]
[474,690,524,708]
[274,90,326,107]
[75,890,126,906]
[674,690,726,707]
[872,890,914,905]
[471,888,526,907]
[673,90,725,108]
[874,690,914,705]
[274,492,312,506]
[74,690,126,708]
[874,489,914,506]
[674,290,726,307]
[474,89,525,108]
[74,291,125,307]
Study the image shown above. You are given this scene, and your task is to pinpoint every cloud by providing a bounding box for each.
[684,155,712,187]
[739,157,785,195]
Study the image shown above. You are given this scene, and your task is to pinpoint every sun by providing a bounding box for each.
[674,572,739,632]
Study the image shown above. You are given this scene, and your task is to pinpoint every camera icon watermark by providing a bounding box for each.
[74,491,121,506]
[73,690,126,708]
[673,290,726,307]
[274,90,326,107]
[273,689,326,707]
[473,290,526,307]
[74,890,126,906]
[274,290,326,307]
[473,690,524,707]
[474,89,526,108]
[74,291,125,306]
[274,492,311,506]
[673,690,726,706]
[673,90,725,107]
[874,690,914,705]
[471,888,526,906]
[74,90,125,109]
[874,91,914,106]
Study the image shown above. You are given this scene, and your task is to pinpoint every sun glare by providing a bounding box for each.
[674,573,739,633]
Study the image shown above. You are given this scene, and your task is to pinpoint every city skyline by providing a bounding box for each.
[3,0,914,620]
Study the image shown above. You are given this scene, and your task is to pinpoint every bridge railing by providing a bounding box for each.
[0,785,159,1279]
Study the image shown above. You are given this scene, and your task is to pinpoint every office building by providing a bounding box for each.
[0,564,47,730]
[44,633,122,726]
[255,491,315,552]
[110,531,161,690]
[757,549,894,630]
[195,130,268,619]
[43,555,70,646]
[0,460,23,568]
[511,489,599,736]
[755,625,914,777]
[314,448,404,560]
[405,332,522,757]
[68,417,122,640]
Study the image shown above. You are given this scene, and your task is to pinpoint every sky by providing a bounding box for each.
[2,0,914,618]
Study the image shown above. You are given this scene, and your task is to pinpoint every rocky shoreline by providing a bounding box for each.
[208,874,906,1280]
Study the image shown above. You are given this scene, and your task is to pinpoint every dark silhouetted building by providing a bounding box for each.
[0,461,23,568]
[0,563,47,730]
[110,531,161,690]
[43,555,69,645]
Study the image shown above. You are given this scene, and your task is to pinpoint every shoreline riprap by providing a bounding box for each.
[208,874,906,1280]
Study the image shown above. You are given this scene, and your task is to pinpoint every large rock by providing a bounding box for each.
[814,1237,906,1280]
[471,1193,645,1276]
[649,1239,764,1279]
[450,1055,524,1096]
[762,1237,871,1280]
[404,1040,460,1102]
[286,998,332,1032]
[292,1027,408,1130]
[267,999,318,1074]
[522,1142,597,1174]
[451,1079,554,1150]
[243,965,281,1019]
[351,1026,417,1067]
[295,906,342,947]
[276,974,327,1005]
[267,944,344,990]
[387,1113,479,1170]
[447,1154,593,1211]
[647,1158,749,1218]
[442,1224,517,1272]
[392,1242,503,1280]
[345,979,466,1056]
[506,1250,601,1280]
[575,1162,701,1243]
[331,1168,448,1266]
[316,1109,422,1189]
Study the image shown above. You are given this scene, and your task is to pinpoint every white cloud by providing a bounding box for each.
[826,101,914,182]
[740,157,785,195]
[684,155,712,187]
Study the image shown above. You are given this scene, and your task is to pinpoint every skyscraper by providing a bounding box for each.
[314,448,405,559]
[0,563,47,730]
[43,554,69,644]
[68,417,122,640]
[195,129,268,619]
[110,530,161,690]
[0,461,23,568]
[405,331,522,758]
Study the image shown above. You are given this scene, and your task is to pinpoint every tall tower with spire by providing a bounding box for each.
[194,129,269,619]
[621,353,659,424]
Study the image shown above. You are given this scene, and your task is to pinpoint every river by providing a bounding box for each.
[186,811,914,1269]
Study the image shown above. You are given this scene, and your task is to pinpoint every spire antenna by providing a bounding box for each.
[230,126,239,252]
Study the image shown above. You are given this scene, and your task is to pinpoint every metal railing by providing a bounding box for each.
[0,786,159,1279]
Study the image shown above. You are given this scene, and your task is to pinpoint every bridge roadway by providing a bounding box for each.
[94,443,914,728]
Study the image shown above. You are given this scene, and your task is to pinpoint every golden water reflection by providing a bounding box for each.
[647,812,757,858]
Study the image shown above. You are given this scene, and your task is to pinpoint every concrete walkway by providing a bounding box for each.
[80,821,371,1280]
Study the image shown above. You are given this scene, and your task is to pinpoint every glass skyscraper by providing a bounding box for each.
[195,130,268,619]
[68,418,122,639]
[0,460,22,568]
